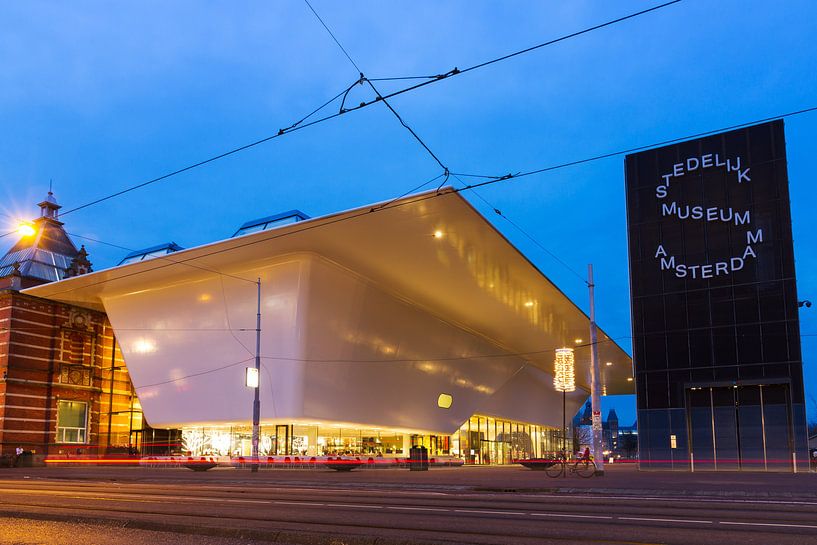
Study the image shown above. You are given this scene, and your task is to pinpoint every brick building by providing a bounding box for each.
[0,193,142,459]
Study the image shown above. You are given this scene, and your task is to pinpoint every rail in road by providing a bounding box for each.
[0,479,816,545]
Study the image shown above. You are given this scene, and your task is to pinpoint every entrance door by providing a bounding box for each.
[129,430,142,456]
[686,384,792,471]
[274,425,290,455]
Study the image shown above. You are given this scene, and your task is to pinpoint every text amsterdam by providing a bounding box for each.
[653,153,762,279]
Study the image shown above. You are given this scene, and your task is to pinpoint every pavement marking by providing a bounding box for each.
[530,513,613,520]
[325,503,384,509]
[273,501,325,507]
[619,517,712,524]
[454,509,526,515]
[194,498,272,504]
[720,521,817,530]
[528,494,817,507]
[387,506,450,512]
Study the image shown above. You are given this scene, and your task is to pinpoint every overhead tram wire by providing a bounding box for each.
[57,79,362,218]
[304,0,450,177]
[23,105,817,301]
[302,1,573,295]
[131,337,626,389]
[450,173,588,285]
[450,105,817,194]
[66,231,256,285]
[64,230,258,357]
[56,0,680,218]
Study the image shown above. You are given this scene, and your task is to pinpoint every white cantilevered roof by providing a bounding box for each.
[24,188,633,395]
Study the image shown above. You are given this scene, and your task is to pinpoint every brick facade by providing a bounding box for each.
[0,289,141,456]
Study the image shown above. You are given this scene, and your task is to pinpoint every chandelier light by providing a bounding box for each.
[553,347,576,393]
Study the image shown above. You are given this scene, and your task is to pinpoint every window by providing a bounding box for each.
[57,400,88,443]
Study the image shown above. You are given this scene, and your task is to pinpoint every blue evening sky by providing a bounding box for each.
[1,1,815,426]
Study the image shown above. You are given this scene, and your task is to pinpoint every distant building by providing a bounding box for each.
[573,402,637,460]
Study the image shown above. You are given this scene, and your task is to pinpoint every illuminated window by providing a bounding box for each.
[56,400,88,443]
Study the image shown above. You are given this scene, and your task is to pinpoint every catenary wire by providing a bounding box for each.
[135,357,254,389]
[303,0,450,174]
[303,0,363,74]
[66,231,256,285]
[56,1,680,218]
[453,105,817,193]
[451,173,589,285]
[24,105,817,303]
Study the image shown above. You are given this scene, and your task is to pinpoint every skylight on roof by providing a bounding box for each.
[118,242,183,266]
[232,210,309,238]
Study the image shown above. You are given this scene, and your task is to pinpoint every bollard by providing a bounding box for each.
[793,452,797,474]
[690,452,694,473]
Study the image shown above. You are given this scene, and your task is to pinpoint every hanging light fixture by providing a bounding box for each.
[553,348,576,392]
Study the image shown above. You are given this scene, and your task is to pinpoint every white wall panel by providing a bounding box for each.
[299,256,540,434]
[103,258,306,428]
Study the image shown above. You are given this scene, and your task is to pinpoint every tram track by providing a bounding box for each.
[1,479,817,545]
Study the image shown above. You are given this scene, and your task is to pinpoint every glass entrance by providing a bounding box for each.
[686,384,792,471]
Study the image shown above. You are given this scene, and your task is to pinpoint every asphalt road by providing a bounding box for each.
[1,475,817,545]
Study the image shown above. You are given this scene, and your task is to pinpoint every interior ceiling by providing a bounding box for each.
[24,188,634,394]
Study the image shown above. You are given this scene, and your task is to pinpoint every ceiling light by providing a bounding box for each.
[524,301,534,307]
[433,230,444,239]
[605,361,613,366]
[627,377,633,382]
[574,338,583,344]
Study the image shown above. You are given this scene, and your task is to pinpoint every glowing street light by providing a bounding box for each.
[554,347,575,456]
[553,348,576,393]
[17,222,35,237]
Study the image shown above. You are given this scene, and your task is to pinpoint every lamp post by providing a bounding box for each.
[588,264,604,475]
[251,279,262,472]
[553,348,575,456]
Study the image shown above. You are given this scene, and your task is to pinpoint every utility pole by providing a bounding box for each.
[588,264,604,475]
[251,278,261,473]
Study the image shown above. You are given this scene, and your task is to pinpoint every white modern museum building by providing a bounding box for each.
[26,189,633,464]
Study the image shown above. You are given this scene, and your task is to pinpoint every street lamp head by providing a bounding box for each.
[553,348,576,393]
[17,222,35,237]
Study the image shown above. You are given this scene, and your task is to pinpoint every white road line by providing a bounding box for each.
[188,497,271,504]
[273,501,325,507]
[325,503,384,509]
[387,506,449,512]
[619,517,712,524]
[454,509,526,516]
[530,513,613,519]
[720,521,817,530]
[517,493,817,507]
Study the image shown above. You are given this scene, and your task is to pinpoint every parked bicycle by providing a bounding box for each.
[543,452,596,478]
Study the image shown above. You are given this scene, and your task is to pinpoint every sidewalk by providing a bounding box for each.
[2,463,816,500]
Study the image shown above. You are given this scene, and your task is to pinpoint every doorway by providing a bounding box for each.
[686,384,792,471]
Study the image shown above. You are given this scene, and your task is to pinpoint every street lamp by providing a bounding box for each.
[554,348,575,455]
[17,222,35,237]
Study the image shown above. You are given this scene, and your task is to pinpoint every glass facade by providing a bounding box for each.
[625,120,808,471]
[178,414,559,464]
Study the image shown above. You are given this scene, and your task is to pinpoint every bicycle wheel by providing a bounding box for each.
[574,459,596,478]
[544,461,564,478]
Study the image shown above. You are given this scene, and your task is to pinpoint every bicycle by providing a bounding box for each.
[543,452,596,478]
